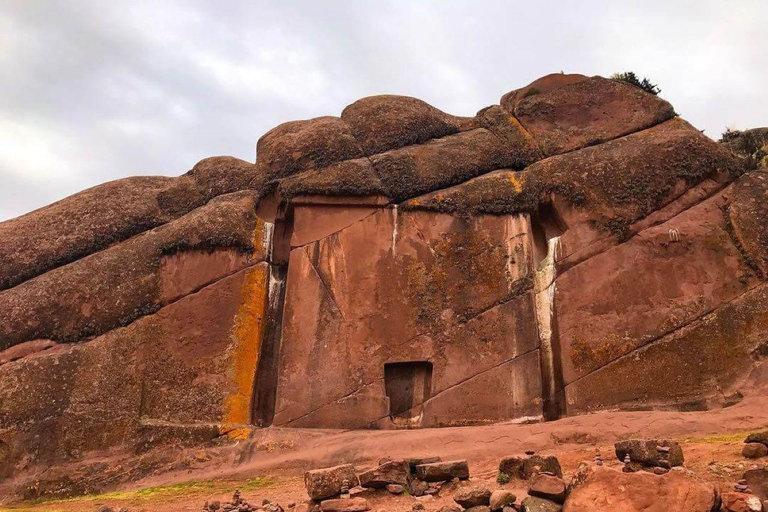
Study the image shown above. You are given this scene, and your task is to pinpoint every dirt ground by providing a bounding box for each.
[2,394,768,512]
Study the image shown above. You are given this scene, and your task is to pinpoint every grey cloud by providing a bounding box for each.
[1,0,766,220]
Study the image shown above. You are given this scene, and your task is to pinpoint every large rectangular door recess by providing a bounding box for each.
[384,361,432,423]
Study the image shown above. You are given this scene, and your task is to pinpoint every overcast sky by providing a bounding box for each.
[1,1,766,221]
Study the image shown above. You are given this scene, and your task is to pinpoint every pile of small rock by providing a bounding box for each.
[743,430,768,460]
[304,457,470,511]
[203,489,271,512]
[613,438,684,473]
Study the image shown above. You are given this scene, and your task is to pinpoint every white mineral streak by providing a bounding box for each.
[504,214,529,292]
[391,205,398,256]
[267,264,285,310]
[534,235,561,406]
[262,221,275,260]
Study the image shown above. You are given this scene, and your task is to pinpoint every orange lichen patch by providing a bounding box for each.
[507,112,535,142]
[218,425,253,441]
[250,219,271,259]
[223,264,269,427]
[508,173,524,194]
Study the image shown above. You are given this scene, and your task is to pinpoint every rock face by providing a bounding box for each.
[0,73,766,477]
[563,468,718,512]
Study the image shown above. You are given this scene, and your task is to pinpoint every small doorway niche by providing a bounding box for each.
[384,361,433,423]
[530,201,567,267]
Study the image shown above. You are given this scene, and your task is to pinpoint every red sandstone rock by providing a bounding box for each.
[500,73,588,112]
[745,431,768,446]
[0,175,206,291]
[562,468,717,512]
[403,118,738,222]
[499,455,562,479]
[508,76,676,156]
[520,496,561,512]
[304,464,359,500]
[255,116,363,180]
[728,170,768,277]
[407,457,442,470]
[0,265,269,463]
[278,158,386,199]
[319,498,370,512]
[464,506,492,512]
[0,191,267,349]
[340,95,464,156]
[415,460,470,482]
[187,156,264,198]
[528,474,566,504]
[370,128,519,201]
[359,459,410,488]
[743,468,768,501]
[720,492,763,512]
[743,443,768,459]
[489,490,517,511]
[453,486,492,507]
[1,72,767,482]
[614,439,684,468]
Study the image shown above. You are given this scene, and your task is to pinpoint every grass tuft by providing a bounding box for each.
[6,476,275,510]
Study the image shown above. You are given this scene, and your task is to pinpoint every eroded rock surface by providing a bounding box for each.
[0,73,766,484]
[563,468,717,512]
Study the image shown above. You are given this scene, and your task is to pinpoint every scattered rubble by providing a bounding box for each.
[318,497,370,512]
[499,454,562,480]
[304,464,359,500]
[528,473,566,504]
[720,492,763,512]
[520,496,561,512]
[453,486,492,508]
[359,459,410,488]
[415,460,470,482]
[489,490,517,510]
[410,479,430,496]
[203,489,261,512]
[614,439,684,469]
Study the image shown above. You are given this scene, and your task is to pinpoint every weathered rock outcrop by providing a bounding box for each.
[0,191,268,348]
[0,73,766,479]
[563,468,718,512]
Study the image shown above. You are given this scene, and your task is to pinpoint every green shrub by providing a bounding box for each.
[496,472,511,484]
[720,128,768,170]
[611,71,661,95]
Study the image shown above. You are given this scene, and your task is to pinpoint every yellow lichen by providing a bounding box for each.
[251,219,269,258]
[223,263,269,429]
[508,173,524,194]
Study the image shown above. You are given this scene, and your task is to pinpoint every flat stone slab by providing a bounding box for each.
[320,498,371,512]
[415,460,470,482]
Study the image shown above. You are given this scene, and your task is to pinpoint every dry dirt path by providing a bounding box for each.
[3,394,768,512]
